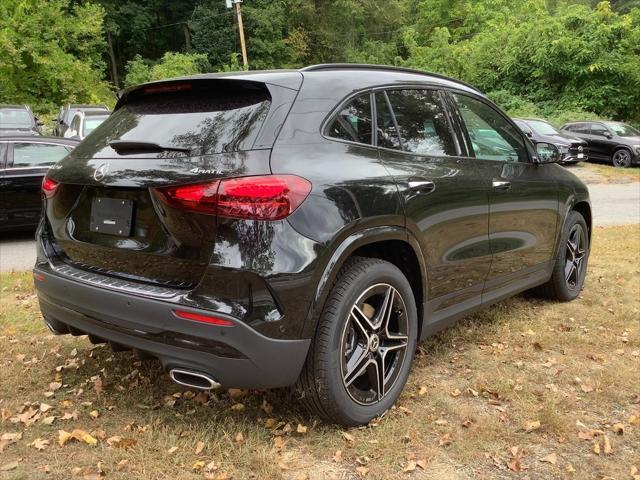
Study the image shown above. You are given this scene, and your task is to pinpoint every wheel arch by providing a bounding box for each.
[572,201,592,242]
[303,227,427,339]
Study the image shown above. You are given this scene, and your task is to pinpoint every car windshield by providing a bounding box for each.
[527,120,559,136]
[604,122,640,137]
[83,115,108,136]
[0,109,32,128]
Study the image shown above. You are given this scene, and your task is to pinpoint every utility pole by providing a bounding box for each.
[227,0,248,69]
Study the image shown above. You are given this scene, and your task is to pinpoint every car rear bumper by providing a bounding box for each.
[34,267,310,389]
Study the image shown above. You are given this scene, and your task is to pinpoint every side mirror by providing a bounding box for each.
[605,132,613,139]
[526,131,533,138]
[535,142,560,164]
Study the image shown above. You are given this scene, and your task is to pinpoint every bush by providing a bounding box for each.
[123,52,209,88]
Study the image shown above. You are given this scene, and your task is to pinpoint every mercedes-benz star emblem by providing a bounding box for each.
[578,146,584,153]
[93,163,109,181]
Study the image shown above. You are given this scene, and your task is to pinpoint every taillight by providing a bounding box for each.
[155,175,311,220]
[42,176,59,199]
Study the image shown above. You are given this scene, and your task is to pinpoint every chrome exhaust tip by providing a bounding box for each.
[43,317,69,335]
[169,369,220,391]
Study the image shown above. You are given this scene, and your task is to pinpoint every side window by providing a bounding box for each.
[12,143,70,168]
[375,92,401,150]
[385,89,457,156]
[590,123,608,136]
[574,124,590,134]
[326,93,373,145]
[452,93,527,163]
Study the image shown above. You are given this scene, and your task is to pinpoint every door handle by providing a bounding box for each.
[492,179,511,191]
[407,179,435,194]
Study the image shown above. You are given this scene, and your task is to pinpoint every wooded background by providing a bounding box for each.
[1,0,638,125]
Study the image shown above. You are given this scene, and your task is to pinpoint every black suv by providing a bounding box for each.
[561,121,640,167]
[34,65,591,426]
[513,118,588,164]
[0,104,42,136]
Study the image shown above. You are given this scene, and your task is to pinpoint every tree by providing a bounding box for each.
[0,0,112,113]
[123,51,209,87]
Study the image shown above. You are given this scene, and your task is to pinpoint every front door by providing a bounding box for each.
[448,92,560,303]
[375,88,491,326]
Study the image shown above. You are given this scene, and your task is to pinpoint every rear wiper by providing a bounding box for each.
[108,140,191,154]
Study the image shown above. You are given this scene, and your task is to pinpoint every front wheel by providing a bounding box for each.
[612,149,632,168]
[297,257,418,426]
[534,211,589,301]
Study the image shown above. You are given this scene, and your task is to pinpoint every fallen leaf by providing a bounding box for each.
[403,461,416,473]
[603,435,612,454]
[116,459,129,471]
[167,446,179,454]
[42,416,56,425]
[195,441,205,455]
[580,384,594,393]
[355,466,369,477]
[58,429,98,447]
[273,436,286,450]
[30,438,50,451]
[296,424,307,434]
[450,389,462,398]
[230,403,244,412]
[234,432,244,443]
[524,420,541,432]
[0,432,22,453]
[612,423,624,435]
[106,436,137,449]
[39,403,54,413]
[89,410,99,419]
[540,452,557,465]
[193,460,205,471]
[333,450,343,462]
[418,386,427,396]
[438,433,452,446]
[416,458,428,470]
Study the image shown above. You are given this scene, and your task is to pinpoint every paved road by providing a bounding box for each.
[1,182,638,273]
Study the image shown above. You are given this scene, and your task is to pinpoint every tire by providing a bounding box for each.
[534,211,589,301]
[612,149,632,168]
[296,257,418,426]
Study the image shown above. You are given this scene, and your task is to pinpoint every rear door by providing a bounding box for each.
[448,92,560,302]
[3,142,72,229]
[376,88,491,324]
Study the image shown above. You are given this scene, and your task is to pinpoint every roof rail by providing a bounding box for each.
[300,63,481,93]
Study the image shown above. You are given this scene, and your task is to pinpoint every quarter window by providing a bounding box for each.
[12,143,70,168]
[326,93,373,145]
[452,94,526,163]
[385,89,457,156]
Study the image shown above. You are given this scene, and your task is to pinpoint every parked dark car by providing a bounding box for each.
[561,121,640,167]
[54,104,110,137]
[0,104,42,136]
[34,65,591,426]
[0,136,78,231]
[64,110,110,140]
[514,118,588,164]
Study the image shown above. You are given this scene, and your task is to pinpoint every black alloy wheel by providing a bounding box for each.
[612,149,632,168]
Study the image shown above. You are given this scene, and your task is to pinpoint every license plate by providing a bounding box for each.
[578,153,584,159]
[90,197,134,237]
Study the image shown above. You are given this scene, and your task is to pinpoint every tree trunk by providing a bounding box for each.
[106,31,119,87]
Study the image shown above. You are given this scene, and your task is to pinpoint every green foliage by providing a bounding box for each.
[0,0,113,114]
[123,52,209,87]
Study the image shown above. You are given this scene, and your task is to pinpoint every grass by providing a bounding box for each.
[568,161,640,184]
[1,226,639,479]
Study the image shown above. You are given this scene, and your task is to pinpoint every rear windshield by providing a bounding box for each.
[0,109,32,128]
[88,84,271,155]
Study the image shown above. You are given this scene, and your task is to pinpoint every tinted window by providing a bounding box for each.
[453,94,526,162]
[0,109,32,128]
[375,92,401,149]
[386,90,457,156]
[326,93,373,145]
[12,143,70,168]
[590,124,609,136]
[89,85,272,154]
[605,122,640,137]
[83,115,108,137]
[570,124,591,134]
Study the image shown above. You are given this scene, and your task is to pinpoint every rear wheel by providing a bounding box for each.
[535,211,589,301]
[612,149,632,168]
[297,257,418,426]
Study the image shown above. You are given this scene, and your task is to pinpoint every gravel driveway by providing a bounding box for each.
[1,172,638,273]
